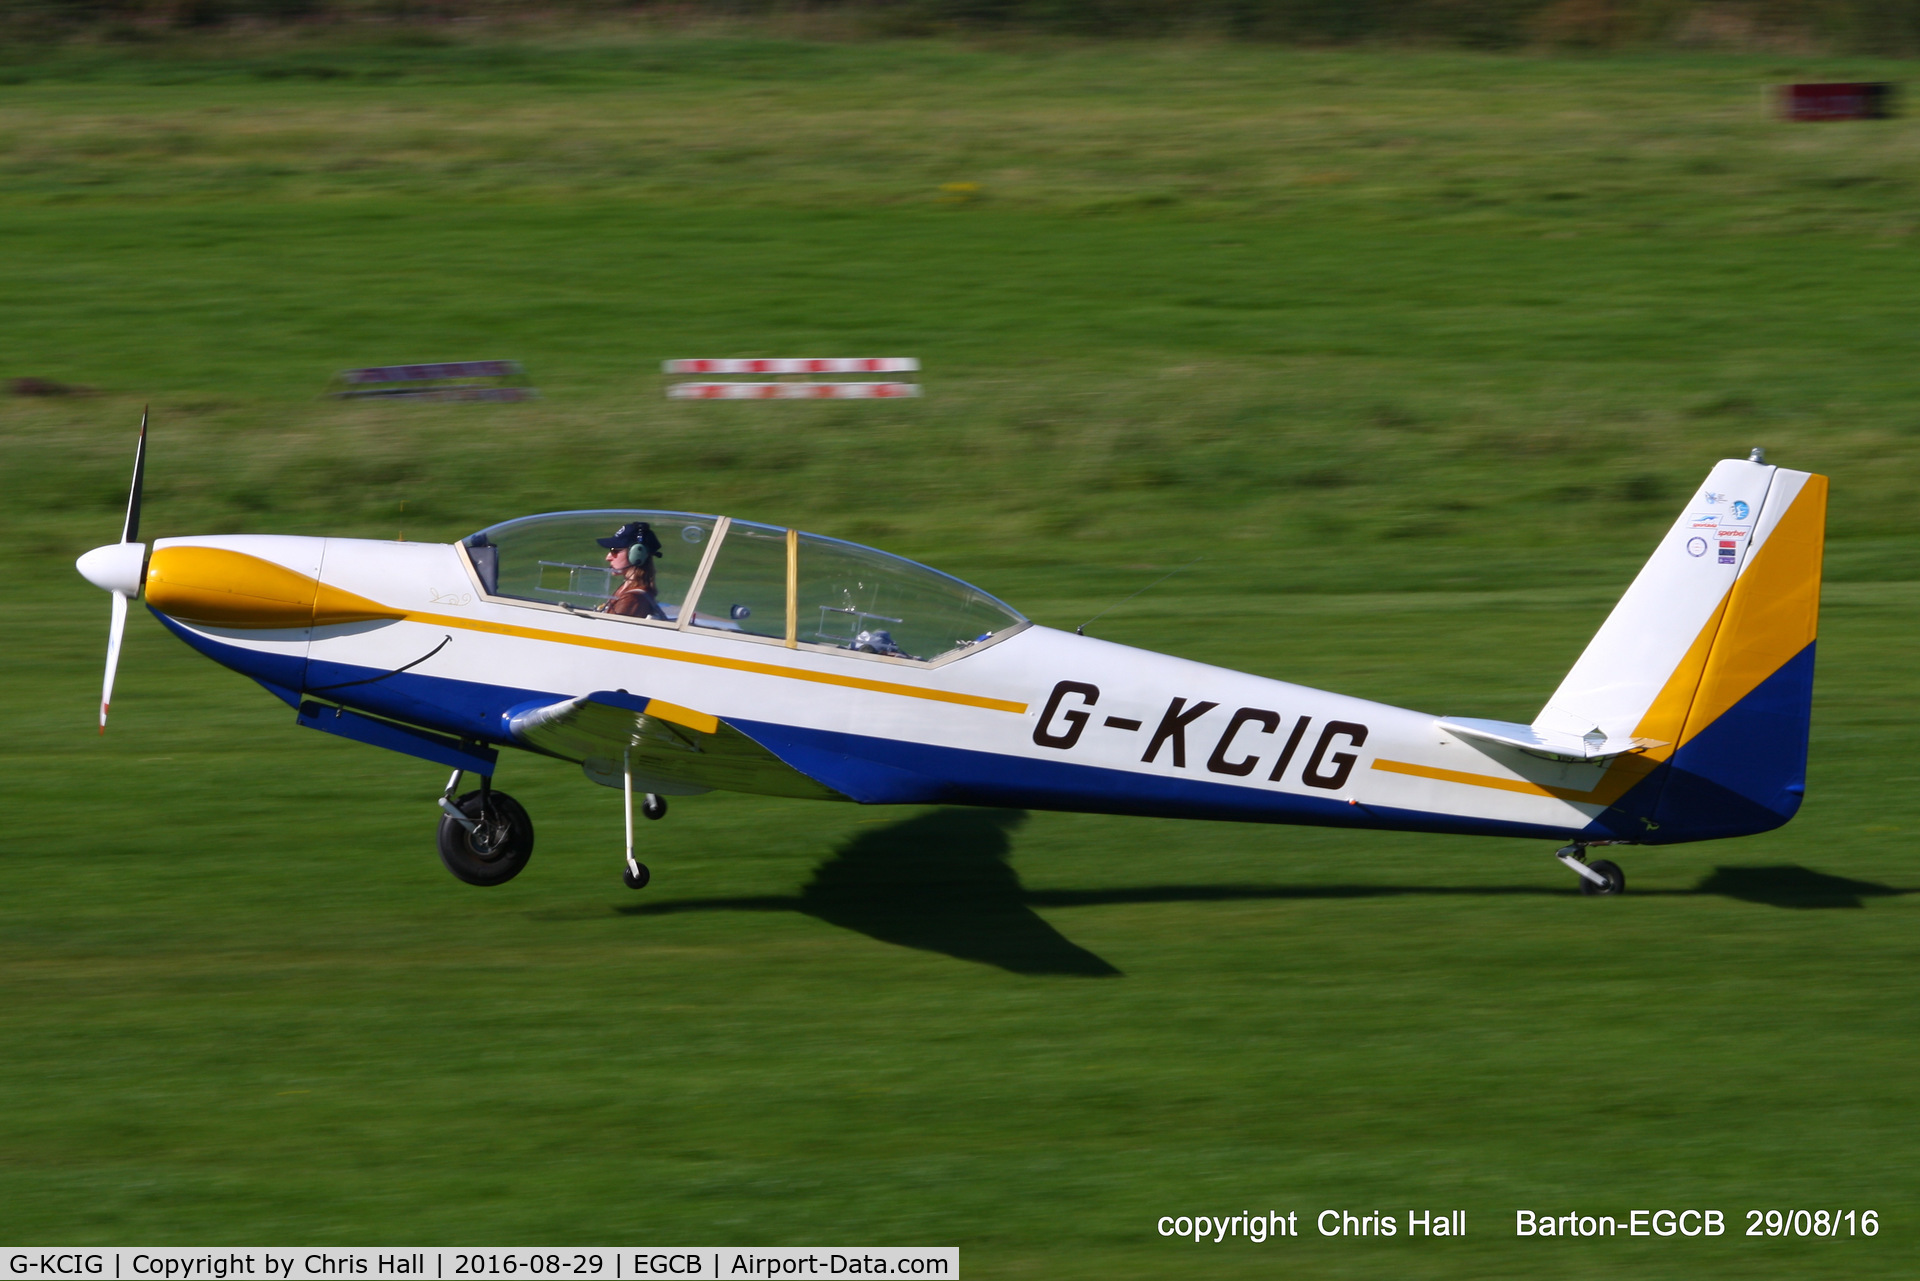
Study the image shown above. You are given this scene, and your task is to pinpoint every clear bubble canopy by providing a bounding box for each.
[464,510,1027,663]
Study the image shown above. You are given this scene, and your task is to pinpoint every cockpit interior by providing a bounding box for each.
[462,510,1028,665]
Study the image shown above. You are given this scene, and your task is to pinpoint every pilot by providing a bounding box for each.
[597,521,667,619]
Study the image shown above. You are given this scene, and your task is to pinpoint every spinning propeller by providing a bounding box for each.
[74,408,149,733]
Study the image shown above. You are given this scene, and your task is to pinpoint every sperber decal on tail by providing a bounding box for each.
[78,424,1826,899]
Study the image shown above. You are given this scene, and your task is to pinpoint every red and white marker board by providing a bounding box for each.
[664,358,918,375]
[664,358,920,399]
[669,381,921,400]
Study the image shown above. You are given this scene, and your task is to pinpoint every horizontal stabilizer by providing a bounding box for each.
[1437,717,1665,763]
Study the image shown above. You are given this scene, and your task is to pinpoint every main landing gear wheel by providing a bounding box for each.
[642,793,667,821]
[437,790,534,886]
[622,862,651,890]
[1578,858,1626,897]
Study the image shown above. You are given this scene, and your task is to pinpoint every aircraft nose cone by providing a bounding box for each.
[77,542,147,596]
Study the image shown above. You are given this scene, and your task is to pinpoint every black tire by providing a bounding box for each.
[642,794,668,821]
[1579,858,1626,897]
[622,862,651,890]
[437,790,534,886]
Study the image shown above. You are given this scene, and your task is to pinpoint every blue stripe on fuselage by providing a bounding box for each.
[728,719,1584,840]
[153,609,309,695]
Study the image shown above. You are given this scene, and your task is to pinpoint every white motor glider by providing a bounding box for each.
[78,419,1826,896]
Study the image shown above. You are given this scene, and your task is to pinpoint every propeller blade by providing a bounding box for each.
[94,408,148,733]
[121,405,148,545]
[101,590,128,734]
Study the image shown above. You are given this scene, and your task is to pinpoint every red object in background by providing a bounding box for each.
[1781,83,1895,121]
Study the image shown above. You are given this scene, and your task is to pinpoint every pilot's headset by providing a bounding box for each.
[600,521,665,570]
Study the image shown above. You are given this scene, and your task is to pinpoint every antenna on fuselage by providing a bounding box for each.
[1075,556,1202,636]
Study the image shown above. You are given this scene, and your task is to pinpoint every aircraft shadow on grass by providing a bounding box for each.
[625,808,1121,978]
[1685,864,1912,910]
[621,809,1916,975]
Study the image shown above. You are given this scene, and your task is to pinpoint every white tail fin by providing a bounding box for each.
[1532,457,1827,840]
[1537,458,1781,744]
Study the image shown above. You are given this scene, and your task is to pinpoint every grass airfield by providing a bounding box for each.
[3,28,1920,1277]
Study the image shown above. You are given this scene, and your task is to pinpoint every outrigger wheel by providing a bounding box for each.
[437,789,535,886]
[618,773,665,889]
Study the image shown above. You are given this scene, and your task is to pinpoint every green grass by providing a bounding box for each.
[2,28,1919,1277]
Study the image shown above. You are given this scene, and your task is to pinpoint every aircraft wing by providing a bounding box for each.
[506,690,846,801]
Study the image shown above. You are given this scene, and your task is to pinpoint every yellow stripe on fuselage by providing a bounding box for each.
[395,607,1029,715]
[1371,754,1660,805]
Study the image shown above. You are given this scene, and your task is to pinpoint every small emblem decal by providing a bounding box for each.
[1686,537,1707,557]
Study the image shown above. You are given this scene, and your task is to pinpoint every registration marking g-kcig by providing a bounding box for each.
[1030,680,1370,791]
[7,1258,106,1276]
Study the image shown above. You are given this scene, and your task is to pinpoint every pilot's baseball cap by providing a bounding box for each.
[597,521,663,558]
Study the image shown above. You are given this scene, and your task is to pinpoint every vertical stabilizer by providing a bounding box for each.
[1538,459,1827,842]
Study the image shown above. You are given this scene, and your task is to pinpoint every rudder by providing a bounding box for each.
[1648,470,1826,839]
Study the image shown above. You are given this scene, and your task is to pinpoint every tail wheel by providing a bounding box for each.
[437,790,534,886]
[1579,858,1626,896]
